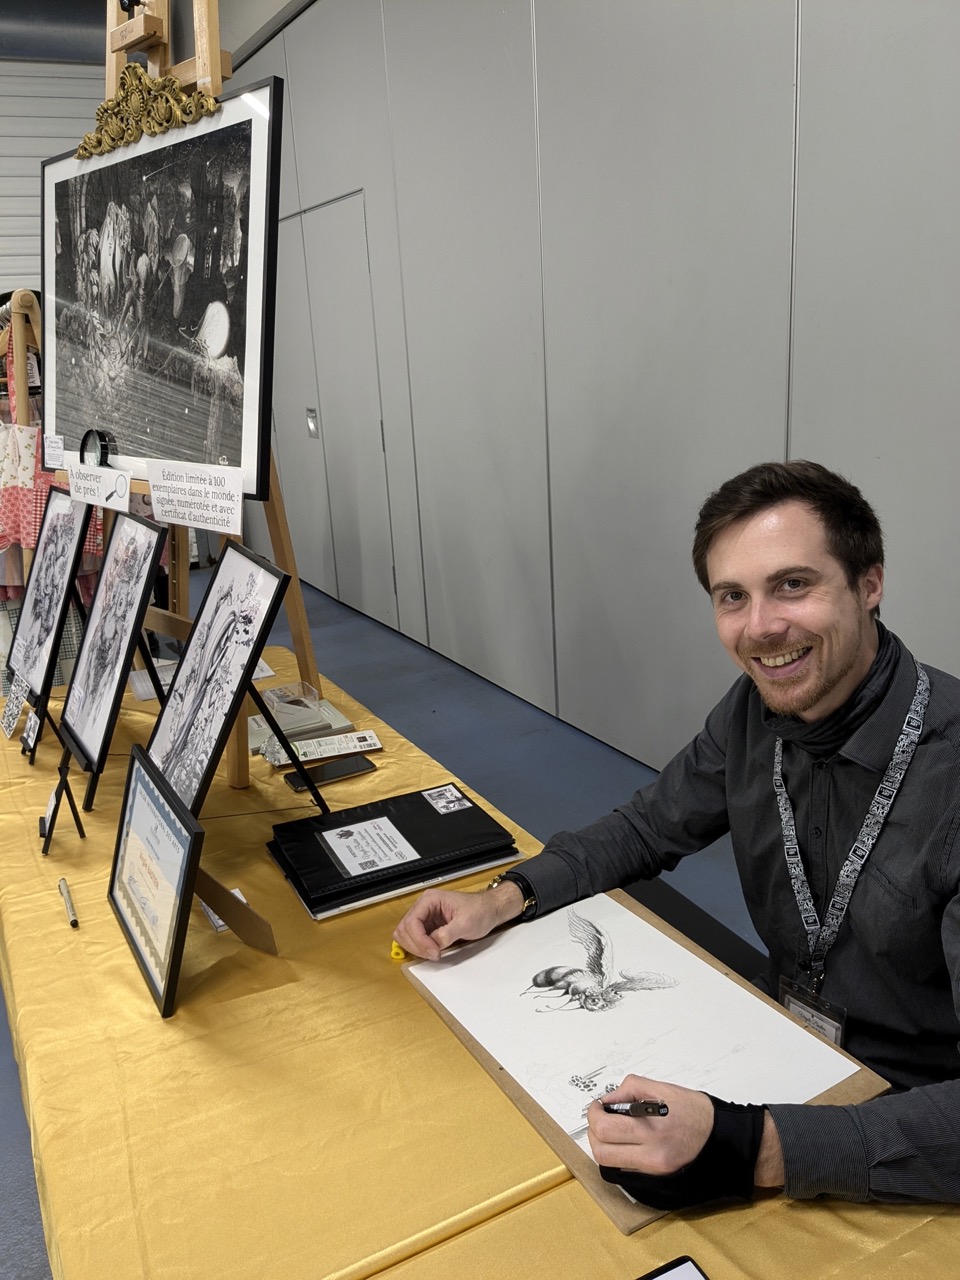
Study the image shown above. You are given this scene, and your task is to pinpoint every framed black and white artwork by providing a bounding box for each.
[6,487,92,704]
[41,77,283,498]
[109,745,205,1017]
[146,541,288,813]
[60,510,166,778]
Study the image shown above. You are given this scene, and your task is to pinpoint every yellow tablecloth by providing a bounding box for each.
[0,648,955,1278]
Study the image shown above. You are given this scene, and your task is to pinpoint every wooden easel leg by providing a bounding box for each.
[263,450,323,695]
[105,0,125,98]
[193,0,223,97]
[168,522,191,619]
[146,0,170,79]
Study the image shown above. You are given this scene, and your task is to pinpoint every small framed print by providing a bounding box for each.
[146,540,288,813]
[108,745,204,1017]
[6,487,91,703]
[60,510,166,779]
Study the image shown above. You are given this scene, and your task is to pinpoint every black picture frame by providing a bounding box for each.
[6,486,92,705]
[108,745,204,1017]
[40,76,283,498]
[60,509,166,778]
[146,541,289,814]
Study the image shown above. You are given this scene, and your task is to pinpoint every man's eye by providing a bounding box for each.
[721,590,745,605]
[782,578,805,592]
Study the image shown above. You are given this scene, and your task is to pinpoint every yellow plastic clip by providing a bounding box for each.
[390,940,407,962]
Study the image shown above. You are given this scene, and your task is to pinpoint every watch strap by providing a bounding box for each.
[488,870,538,920]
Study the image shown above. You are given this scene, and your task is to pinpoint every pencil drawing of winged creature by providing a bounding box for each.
[522,909,677,1012]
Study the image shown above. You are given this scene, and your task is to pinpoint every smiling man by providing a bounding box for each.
[394,460,960,1209]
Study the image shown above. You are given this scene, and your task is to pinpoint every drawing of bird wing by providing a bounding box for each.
[605,969,678,995]
[567,910,612,984]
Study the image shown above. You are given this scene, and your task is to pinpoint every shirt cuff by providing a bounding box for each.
[766,1103,871,1201]
[515,849,585,916]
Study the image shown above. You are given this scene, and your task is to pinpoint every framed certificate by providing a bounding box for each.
[108,745,204,1017]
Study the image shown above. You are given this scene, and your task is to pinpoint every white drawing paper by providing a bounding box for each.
[412,894,856,1150]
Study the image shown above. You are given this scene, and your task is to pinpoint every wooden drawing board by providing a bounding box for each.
[404,888,889,1234]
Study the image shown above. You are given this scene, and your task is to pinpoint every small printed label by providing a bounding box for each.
[9,634,26,676]
[422,784,471,814]
[290,731,382,763]
[68,463,131,511]
[43,434,65,469]
[146,461,244,535]
[21,711,40,751]
[1,675,29,739]
[45,785,60,832]
[322,817,420,879]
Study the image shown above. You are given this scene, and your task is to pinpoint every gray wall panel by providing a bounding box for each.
[790,0,960,675]
[267,216,338,594]
[383,0,554,709]
[302,196,398,626]
[283,0,427,639]
[538,0,796,765]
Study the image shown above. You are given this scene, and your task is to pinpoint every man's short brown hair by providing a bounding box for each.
[692,460,884,595]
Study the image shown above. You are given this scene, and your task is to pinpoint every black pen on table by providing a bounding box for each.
[602,1099,669,1117]
[58,878,78,929]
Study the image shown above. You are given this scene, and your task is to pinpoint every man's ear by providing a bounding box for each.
[861,564,884,613]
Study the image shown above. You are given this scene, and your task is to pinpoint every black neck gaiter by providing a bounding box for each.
[759,620,901,757]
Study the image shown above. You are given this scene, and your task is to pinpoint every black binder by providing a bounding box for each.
[269,783,518,918]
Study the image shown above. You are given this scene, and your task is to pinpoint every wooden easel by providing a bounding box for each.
[106,0,232,98]
[64,1,329,792]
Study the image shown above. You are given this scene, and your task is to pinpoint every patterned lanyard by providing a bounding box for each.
[772,661,929,994]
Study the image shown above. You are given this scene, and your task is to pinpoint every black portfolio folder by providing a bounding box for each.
[269,783,518,918]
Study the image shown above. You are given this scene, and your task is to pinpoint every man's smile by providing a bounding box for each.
[755,646,812,669]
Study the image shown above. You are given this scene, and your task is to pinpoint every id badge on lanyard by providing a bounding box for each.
[779,977,847,1046]
[774,661,929,1049]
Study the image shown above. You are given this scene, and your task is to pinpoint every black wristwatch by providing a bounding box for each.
[488,870,538,920]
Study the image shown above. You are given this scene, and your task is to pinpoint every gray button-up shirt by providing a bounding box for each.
[521,634,960,1202]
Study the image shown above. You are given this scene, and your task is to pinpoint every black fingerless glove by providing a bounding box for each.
[599,1095,765,1210]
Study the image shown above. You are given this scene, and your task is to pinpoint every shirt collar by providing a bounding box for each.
[840,635,920,771]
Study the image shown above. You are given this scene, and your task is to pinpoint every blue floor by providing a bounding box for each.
[0,577,763,1278]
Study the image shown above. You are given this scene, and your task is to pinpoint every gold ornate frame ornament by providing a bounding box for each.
[76,63,219,158]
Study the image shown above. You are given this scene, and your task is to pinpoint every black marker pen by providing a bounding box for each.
[602,1099,669,1117]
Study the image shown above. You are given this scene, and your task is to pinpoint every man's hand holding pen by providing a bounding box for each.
[588,1074,784,1209]
[588,1076,714,1177]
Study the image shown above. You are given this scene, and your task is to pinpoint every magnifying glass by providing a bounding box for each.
[105,473,128,503]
